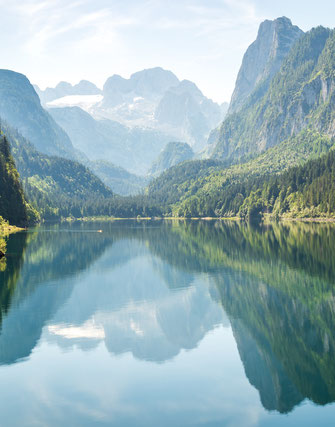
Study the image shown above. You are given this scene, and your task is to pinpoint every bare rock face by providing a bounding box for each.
[101,67,180,109]
[154,80,223,151]
[211,25,334,162]
[228,17,303,115]
[37,67,225,159]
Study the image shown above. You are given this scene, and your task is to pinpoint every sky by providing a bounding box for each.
[0,0,335,103]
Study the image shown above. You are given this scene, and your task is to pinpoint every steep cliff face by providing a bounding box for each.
[228,17,303,115]
[213,26,333,161]
[155,80,222,150]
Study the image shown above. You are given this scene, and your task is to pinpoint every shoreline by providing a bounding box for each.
[61,216,240,222]
[60,215,335,224]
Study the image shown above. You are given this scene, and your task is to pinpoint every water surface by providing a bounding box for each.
[0,220,335,426]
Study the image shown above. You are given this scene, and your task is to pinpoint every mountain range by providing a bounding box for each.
[3,16,335,224]
[36,67,227,154]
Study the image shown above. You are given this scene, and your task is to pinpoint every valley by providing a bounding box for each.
[1,17,335,226]
[1,4,335,426]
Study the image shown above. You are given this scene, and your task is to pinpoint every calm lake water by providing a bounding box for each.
[0,220,335,426]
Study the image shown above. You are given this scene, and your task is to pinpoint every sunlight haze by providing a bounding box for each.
[1,0,335,103]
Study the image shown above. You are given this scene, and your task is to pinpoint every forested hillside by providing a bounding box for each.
[0,133,34,225]
[89,160,147,196]
[169,147,335,219]
[144,24,335,220]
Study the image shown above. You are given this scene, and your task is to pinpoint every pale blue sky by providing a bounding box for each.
[0,0,334,103]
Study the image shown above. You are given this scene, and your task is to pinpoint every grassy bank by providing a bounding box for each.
[0,224,25,234]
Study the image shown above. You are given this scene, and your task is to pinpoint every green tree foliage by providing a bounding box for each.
[168,147,335,219]
[0,134,34,225]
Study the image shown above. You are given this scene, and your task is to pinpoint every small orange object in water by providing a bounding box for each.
[97,230,103,233]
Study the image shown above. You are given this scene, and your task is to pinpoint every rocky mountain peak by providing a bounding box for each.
[103,74,131,94]
[129,67,180,97]
[228,17,303,114]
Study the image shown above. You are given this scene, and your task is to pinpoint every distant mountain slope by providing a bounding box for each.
[89,160,148,196]
[149,142,194,177]
[220,102,229,118]
[154,80,222,150]
[96,70,224,151]
[0,70,76,159]
[0,69,148,196]
[228,17,303,115]
[48,106,173,175]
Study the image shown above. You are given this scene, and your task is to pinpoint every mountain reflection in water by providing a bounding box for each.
[0,220,334,420]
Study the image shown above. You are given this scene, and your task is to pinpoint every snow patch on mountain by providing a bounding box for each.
[47,95,103,111]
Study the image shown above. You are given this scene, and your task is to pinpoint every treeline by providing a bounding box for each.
[24,190,163,220]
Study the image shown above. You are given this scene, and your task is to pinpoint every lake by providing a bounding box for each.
[0,219,334,426]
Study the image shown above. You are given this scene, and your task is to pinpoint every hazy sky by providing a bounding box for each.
[1,0,335,103]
